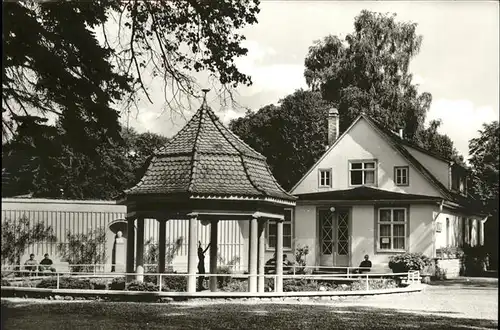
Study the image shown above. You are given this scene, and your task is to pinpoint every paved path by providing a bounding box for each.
[177,277,498,321]
[286,277,498,321]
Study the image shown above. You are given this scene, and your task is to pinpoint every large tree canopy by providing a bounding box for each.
[303,10,460,160]
[468,121,499,213]
[2,123,168,200]
[230,90,329,191]
[2,0,260,146]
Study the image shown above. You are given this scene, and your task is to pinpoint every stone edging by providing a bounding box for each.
[1,284,423,302]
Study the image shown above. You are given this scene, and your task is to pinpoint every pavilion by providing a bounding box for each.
[119,90,296,293]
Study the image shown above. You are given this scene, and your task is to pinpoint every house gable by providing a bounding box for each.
[291,116,442,197]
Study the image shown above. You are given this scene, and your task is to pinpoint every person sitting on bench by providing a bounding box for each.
[24,254,38,276]
[355,255,372,274]
[39,253,56,273]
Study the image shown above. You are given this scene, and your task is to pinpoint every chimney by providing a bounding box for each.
[328,108,339,146]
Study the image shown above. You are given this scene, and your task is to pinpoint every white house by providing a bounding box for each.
[289,109,487,270]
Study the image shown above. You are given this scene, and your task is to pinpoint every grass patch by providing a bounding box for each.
[1,300,497,330]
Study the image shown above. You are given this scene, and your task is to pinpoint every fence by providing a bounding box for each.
[1,263,421,293]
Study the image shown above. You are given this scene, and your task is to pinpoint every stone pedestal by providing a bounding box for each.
[114,239,126,273]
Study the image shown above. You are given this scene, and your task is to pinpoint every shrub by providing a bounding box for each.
[90,279,108,290]
[109,277,126,290]
[294,245,310,274]
[36,277,92,289]
[1,279,11,286]
[439,246,464,259]
[220,279,248,292]
[161,275,187,292]
[126,280,159,292]
[388,253,431,273]
[461,244,489,276]
[216,266,232,288]
[435,266,447,280]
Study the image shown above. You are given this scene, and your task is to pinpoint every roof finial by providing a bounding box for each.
[201,88,210,107]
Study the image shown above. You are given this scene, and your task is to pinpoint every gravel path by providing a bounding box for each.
[175,278,498,321]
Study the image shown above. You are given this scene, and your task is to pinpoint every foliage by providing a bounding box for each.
[293,245,310,274]
[126,280,159,292]
[143,236,184,272]
[461,244,489,276]
[220,279,248,292]
[230,90,330,190]
[1,279,12,287]
[438,246,464,260]
[388,253,431,273]
[434,266,447,281]
[160,275,187,292]
[303,10,460,160]
[109,277,126,290]
[2,124,168,200]
[1,215,56,265]
[35,277,109,290]
[469,121,499,212]
[57,227,107,272]
[36,277,92,290]
[2,1,260,145]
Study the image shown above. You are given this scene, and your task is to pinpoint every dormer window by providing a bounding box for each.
[318,169,332,188]
[349,160,377,186]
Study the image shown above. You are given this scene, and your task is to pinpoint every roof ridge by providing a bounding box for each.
[205,108,266,196]
[155,109,201,155]
[187,106,205,193]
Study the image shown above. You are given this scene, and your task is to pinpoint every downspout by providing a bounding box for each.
[432,200,445,258]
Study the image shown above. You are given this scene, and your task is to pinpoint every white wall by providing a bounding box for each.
[291,118,442,197]
[294,205,317,267]
[404,146,450,189]
[294,203,436,270]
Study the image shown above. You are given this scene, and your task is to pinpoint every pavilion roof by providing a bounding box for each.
[124,100,296,204]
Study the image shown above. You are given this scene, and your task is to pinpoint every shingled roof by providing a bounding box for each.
[125,97,296,204]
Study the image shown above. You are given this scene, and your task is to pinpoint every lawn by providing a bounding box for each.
[1,299,498,330]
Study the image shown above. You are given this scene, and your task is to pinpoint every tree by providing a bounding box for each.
[3,0,260,150]
[1,215,56,266]
[57,227,107,273]
[469,121,499,213]
[230,90,330,190]
[2,122,168,200]
[303,10,458,159]
[468,121,499,269]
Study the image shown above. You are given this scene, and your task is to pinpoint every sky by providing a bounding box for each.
[122,1,499,161]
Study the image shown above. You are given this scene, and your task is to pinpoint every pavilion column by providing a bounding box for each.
[248,217,258,293]
[275,219,284,293]
[257,219,266,293]
[126,217,135,282]
[135,217,145,282]
[187,215,198,293]
[209,220,218,292]
[158,219,167,274]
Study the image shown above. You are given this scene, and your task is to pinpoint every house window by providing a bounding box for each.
[318,169,332,187]
[350,160,376,186]
[267,209,292,250]
[378,207,407,251]
[394,166,409,186]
